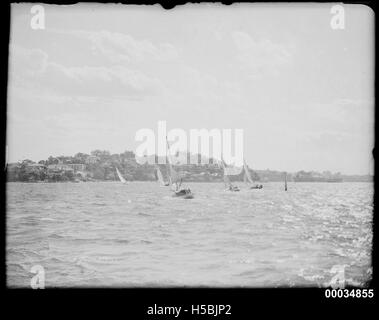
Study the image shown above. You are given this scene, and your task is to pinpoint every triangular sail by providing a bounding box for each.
[221,159,234,188]
[166,137,181,190]
[116,167,127,184]
[243,160,254,184]
[223,160,243,175]
[166,159,178,191]
[156,166,167,186]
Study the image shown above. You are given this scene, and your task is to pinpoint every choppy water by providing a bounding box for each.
[6,181,373,288]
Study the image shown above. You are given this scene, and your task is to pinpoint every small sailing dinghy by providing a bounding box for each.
[243,160,263,189]
[166,138,194,199]
[156,165,170,186]
[221,159,240,192]
[115,167,127,184]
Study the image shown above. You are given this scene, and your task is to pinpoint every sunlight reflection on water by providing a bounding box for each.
[6,181,373,288]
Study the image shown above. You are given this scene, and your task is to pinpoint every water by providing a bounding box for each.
[6,181,373,288]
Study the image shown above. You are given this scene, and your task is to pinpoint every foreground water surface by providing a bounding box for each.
[6,181,373,287]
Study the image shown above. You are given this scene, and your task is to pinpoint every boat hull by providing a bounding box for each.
[225,187,240,192]
[173,189,194,199]
[249,184,263,189]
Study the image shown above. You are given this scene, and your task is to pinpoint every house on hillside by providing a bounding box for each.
[47,164,74,173]
[85,155,100,164]
[67,163,86,172]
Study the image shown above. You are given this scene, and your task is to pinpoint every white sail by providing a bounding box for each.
[156,166,166,186]
[166,138,181,190]
[168,164,180,183]
[223,166,242,176]
[222,159,243,176]
[116,167,127,184]
[243,160,254,184]
[221,160,233,188]
[165,155,177,191]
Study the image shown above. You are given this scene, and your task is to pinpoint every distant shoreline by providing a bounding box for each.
[7,150,372,184]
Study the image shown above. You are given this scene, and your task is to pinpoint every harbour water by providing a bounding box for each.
[6,181,373,287]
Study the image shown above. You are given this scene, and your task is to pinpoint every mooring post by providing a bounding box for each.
[284,171,288,191]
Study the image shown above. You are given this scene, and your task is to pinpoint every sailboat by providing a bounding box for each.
[221,159,240,192]
[156,165,170,186]
[166,138,194,199]
[115,167,127,184]
[243,160,263,189]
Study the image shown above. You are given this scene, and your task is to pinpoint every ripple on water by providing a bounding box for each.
[6,181,373,287]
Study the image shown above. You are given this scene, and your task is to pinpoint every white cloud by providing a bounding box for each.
[52,29,180,64]
[9,45,48,81]
[232,31,293,76]
[9,44,163,98]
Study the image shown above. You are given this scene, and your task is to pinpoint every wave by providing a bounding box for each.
[6,181,373,287]
[137,212,152,217]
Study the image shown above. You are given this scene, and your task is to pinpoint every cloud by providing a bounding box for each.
[9,45,163,98]
[91,30,179,63]
[232,31,293,76]
[8,46,48,82]
[52,29,179,64]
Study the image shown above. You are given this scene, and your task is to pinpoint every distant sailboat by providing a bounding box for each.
[116,167,127,184]
[166,137,194,199]
[221,159,240,192]
[156,165,170,186]
[243,160,263,189]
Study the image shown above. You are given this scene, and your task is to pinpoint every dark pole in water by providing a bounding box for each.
[284,172,288,191]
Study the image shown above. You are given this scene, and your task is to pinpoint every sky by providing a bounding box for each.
[7,3,374,174]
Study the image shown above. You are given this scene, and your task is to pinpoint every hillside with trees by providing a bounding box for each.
[6,150,259,183]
